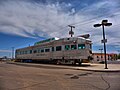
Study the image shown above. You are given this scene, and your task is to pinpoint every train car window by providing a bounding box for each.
[52,47,54,52]
[45,48,50,52]
[20,51,21,55]
[22,51,24,54]
[33,50,37,53]
[17,52,19,55]
[30,50,32,54]
[24,51,26,54]
[71,45,77,50]
[27,51,29,54]
[78,44,85,49]
[15,51,18,55]
[56,46,62,51]
[25,51,27,54]
[15,52,19,55]
[16,51,18,55]
[41,49,44,53]
[65,45,70,50]
[38,49,41,53]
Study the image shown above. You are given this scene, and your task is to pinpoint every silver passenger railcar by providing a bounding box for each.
[15,36,92,65]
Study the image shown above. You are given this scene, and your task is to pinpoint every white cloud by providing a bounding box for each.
[0,1,75,38]
[0,0,120,50]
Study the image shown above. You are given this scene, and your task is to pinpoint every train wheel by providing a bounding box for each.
[79,62,81,66]
[73,60,77,65]
[78,59,82,66]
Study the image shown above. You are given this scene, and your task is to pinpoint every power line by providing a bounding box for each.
[56,12,120,35]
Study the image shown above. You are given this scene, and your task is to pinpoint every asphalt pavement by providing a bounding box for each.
[0,62,120,90]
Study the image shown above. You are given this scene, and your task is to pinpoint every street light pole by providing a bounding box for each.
[94,20,112,69]
[102,25,108,69]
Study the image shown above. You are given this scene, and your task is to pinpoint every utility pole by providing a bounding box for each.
[68,25,75,37]
[12,47,14,59]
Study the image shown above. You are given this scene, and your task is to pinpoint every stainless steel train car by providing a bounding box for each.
[15,36,92,65]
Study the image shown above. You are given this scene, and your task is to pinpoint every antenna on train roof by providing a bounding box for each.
[68,25,75,37]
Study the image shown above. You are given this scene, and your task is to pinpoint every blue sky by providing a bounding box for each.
[0,0,120,58]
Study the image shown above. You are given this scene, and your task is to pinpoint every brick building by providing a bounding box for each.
[92,53,117,63]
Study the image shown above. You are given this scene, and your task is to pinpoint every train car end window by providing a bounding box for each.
[78,44,85,49]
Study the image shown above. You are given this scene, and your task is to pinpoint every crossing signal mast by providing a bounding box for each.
[68,25,75,37]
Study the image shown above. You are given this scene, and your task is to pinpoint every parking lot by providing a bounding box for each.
[0,62,120,90]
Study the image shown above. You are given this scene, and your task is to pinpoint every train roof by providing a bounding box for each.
[34,37,59,45]
[16,36,91,51]
[34,36,91,45]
